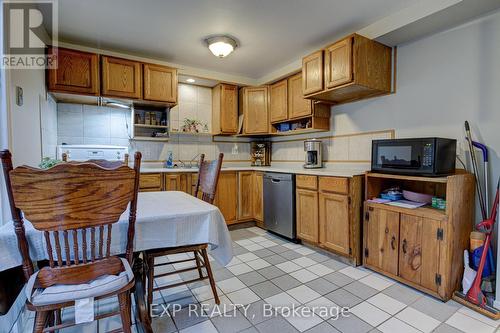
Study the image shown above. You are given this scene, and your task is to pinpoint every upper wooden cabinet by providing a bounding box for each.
[101,55,142,99]
[288,73,313,120]
[212,84,238,135]
[302,34,392,104]
[241,86,269,134]
[143,63,177,103]
[269,79,288,123]
[47,47,99,95]
[302,50,323,95]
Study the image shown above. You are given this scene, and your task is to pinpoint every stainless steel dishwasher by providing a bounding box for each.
[263,172,296,240]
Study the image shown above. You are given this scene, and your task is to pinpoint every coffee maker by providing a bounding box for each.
[304,139,322,168]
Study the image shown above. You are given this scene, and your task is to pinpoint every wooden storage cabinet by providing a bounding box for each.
[143,63,177,103]
[47,47,99,95]
[101,55,142,99]
[253,172,264,225]
[363,172,475,300]
[139,173,163,192]
[270,79,288,123]
[302,34,392,105]
[296,175,363,264]
[214,172,238,224]
[164,173,190,193]
[288,73,313,120]
[212,84,239,135]
[238,172,254,221]
[241,86,269,134]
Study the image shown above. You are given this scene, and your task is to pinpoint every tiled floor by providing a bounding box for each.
[13,227,500,333]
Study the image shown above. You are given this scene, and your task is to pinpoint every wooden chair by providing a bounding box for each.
[0,150,142,333]
[144,153,224,310]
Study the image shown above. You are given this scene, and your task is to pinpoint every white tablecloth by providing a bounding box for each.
[0,191,233,271]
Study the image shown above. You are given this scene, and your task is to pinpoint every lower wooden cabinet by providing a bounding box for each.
[296,188,319,243]
[164,173,189,192]
[214,172,238,224]
[253,173,264,224]
[139,173,163,192]
[296,174,363,264]
[238,172,254,221]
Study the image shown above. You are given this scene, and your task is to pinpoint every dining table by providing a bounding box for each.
[0,191,234,333]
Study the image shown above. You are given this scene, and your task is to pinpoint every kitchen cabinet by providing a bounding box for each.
[302,50,323,95]
[212,84,239,135]
[295,175,363,264]
[363,172,475,300]
[241,86,269,134]
[143,63,177,103]
[164,173,189,193]
[47,47,99,95]
[253,172,264,225]
[214,172,238,224]
[139,173,163,192]
[101,55,142,99]
[269,79,288,123]
[288,73,312,120]
[238,172,254,221]
[302,34,392,105]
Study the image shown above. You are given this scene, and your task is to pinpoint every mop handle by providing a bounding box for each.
[472,141,489,212]
[472,141,488,162]
[465,121,487,220]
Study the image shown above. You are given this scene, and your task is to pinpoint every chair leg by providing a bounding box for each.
[118,291,132,333]
[194,251,203,278]
[201,248,220,305]
[33,311,48,333]
[147,255,154,307]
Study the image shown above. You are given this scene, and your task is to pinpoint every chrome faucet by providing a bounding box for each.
[189,153,201,168]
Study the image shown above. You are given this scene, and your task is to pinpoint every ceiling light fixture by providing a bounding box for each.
[205,35,238,58]
[186,78,196,83]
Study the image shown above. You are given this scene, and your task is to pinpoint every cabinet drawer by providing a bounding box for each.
[296,175,318,190]
[139,173,162,191]
[318,176,348,194]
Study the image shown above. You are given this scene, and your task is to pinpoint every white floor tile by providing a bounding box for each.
[286,285,322,304]
[282,306,324,332]
[200,295,236,317]
[247,227,266,235]
[294,247,316,255]
[305,296,338,319]
[265,292,301,308]
[244,243,265,251]
[458,306,500,327]
[226,287,260,305]
[247,258,271,270]
[276,261,302,273]
[235,239,255,246]
[179,320,217,333]
[226,257,243,267]
[396,307,441,333]
[227,263,253,275]
[249,236,268,243]
[350,301,391,327]
[292,257,317,268]
[446,312,497,333]
[260,240,277,248]
[307,263,334,276]
[167,253,191,261]
[290,269,319,283]
[359,274,394,291]
[338,266,371,280]
[237,253,259,262]
[217,277,246,294]
[282,243,302,250]
[378,317,421,333]
[366,293,406,315]
[191,285,222,302]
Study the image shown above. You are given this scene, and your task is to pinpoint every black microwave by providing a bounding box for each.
[371,138,457,176]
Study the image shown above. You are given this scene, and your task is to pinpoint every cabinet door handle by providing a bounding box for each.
[391,236,396,250]
[402,239,408,254]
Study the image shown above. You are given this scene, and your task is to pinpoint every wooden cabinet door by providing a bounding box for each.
[269,79,288,123]
[214,172,238,224]
[324,38,353,89]
[296,189,319,243]
[399,214,441,291]
[101,56,142,99]
[364,206,399,276]
[220,84,238,133]
[165,174,181,191]
[143,63,177,103]
[319,192,349,254]
[288,73,312,119]
[47,47,99,95]
[243,87,269,134]
[139,173,162,192]
[302,50,324,95]
[253,173,264,222]
[238,172,254,220]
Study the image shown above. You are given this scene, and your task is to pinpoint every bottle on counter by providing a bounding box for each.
[165,151,174,169]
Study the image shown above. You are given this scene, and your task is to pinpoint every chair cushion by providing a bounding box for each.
[27,259,134,306]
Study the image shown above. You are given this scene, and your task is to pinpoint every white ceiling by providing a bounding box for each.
[46,0,418,79]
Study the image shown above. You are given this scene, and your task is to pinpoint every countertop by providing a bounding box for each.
[140,166,366,178]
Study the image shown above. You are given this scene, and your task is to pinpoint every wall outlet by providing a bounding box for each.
[231,143,239,155]
[16,86,23,106]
